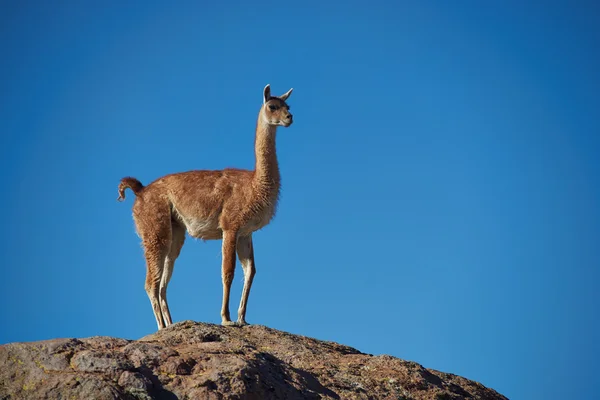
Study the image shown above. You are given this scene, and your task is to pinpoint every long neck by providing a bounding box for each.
[253,114,280,189]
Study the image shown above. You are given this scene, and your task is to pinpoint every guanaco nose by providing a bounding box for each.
[286,113,293,120]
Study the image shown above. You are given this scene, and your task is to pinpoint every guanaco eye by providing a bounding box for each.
[268,104,277,111]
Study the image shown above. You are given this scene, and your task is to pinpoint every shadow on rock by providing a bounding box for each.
[253,352,340,400]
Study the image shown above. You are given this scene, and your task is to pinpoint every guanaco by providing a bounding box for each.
[118,84,293,329]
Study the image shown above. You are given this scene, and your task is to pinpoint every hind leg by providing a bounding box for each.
[134,200,173,330]
[144,248,168,330]
[159,221,185,327]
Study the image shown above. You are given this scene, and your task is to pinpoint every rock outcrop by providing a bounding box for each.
[0,320,506,399]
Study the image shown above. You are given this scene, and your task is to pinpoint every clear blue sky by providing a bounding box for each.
[1,2,598,399]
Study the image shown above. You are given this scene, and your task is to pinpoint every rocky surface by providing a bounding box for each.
[0,320,507,399]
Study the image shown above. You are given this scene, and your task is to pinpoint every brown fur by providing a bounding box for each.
[118,84,293,330]
[117,177,144,201]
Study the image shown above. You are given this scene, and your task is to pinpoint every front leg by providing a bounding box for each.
[220,230,238,326]
[236,234,256,325]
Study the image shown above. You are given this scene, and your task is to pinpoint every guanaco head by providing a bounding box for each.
[262,84,293,127]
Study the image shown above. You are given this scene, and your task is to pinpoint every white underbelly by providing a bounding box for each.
[181,215,222,240]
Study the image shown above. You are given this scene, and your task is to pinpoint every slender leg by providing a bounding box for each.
[236,234,256,325]
[220,230,238,326]
[159,222,185,327]
[143,241,169,330]
[134,200,172,331]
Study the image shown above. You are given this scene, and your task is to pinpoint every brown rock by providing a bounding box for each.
[0,321,507,399]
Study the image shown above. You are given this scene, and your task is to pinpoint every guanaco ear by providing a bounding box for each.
[279,88,293,101]
[263,84,271,104]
